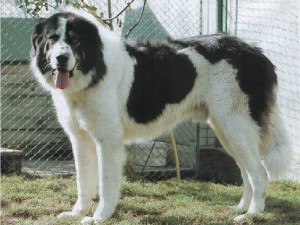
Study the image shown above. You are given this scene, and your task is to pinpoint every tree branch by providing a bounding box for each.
[125,0,147,38]
[103,0,136,22]
[106,0,114,30]
[80,0,110,28]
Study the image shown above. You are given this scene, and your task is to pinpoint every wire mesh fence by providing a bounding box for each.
[1,0,219,179]
[2,0,299,181]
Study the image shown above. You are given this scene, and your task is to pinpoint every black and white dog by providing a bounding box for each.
[30,7,291,225]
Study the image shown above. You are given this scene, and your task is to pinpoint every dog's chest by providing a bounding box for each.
[72,109,89,131]
[69,101,95,131]
[53,93,95,132]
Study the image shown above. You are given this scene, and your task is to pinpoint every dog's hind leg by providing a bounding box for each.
[208,119,252,212]
[232,162,252,212]
[209,113,268,224]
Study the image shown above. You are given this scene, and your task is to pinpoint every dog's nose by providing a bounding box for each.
[56,54,69,65]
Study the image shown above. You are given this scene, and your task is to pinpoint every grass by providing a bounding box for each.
[1,175,300,225]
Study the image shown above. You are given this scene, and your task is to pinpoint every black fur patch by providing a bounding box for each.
[33,14,61,74]
[126,41,197,124]
[64,13,106,87]
[172,34,278,127]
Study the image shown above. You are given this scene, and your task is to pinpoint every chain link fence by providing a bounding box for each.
[1,0,219,179]
[2,0,299,181]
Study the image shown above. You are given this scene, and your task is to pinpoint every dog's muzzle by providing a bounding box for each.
[51,54,76,89]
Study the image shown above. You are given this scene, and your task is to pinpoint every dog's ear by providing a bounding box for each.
[30,21,44,58]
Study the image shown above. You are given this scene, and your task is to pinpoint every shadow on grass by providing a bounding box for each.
[116,202,162,217]
[256,196,300,224]
[161,181,242,205]
[118,180,300,225]
[140,214,235,225]
[141,215,196,225]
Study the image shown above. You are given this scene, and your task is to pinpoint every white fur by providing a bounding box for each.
[31,8,291,225]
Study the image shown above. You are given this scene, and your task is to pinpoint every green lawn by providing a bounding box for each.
[1,175,300,225]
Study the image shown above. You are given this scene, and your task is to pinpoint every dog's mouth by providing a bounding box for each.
[51,66,75,90]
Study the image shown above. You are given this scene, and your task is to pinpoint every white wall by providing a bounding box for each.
[231,0,300,179]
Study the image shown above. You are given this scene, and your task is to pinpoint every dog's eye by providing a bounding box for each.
[49,34,60,41]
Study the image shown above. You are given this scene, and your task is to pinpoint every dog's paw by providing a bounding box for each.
[81,216,103,224]
[234,214,248,225]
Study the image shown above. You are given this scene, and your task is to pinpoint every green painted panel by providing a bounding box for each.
[216,0,227,32]
[1,18,39,62]
[122,4,169,39]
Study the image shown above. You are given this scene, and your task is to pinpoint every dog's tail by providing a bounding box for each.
[261,106,293,180]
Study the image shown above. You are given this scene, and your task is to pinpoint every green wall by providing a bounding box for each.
[1,18,39,62]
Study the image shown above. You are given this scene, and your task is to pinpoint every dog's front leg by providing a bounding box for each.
[58,126,98,219]
[81,137,125,224]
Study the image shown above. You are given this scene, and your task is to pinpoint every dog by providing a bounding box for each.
[30,7,292,225]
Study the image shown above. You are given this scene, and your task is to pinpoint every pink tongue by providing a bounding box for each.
[53,70,70,89]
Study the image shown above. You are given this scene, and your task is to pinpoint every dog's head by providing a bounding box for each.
[30,11,106,92]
